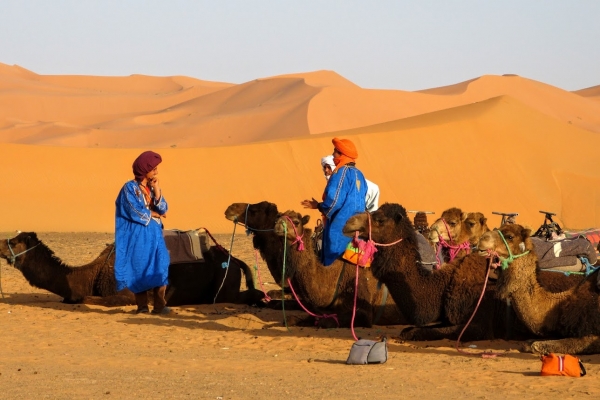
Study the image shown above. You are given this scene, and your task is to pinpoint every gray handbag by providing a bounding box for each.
[346,338,388,365]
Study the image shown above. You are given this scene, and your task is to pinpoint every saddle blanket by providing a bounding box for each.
[564,228,600,257]
[163,229,211,264]
[531,236,597,271]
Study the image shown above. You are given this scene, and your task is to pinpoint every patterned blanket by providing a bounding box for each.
[163,229,211,264]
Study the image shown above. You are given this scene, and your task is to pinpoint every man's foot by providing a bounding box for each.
[135,307,149,314]
[151,306,172,315]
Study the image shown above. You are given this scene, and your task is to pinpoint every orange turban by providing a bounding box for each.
[332,137,358,159]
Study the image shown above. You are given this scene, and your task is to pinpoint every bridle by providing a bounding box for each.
[433,218,471,265]
[235,204,276,236]
[4,237,40,265]
[488,229,530,270]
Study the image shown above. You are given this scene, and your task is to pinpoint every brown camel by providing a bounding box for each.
[0,232,265,307]
[342,203,583,341]
[224,201,286,293]
[274,210,406,328]
[428,208,490,263]
[478,224,600,354]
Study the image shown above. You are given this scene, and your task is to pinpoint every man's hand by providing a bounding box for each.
[301,198,319,210]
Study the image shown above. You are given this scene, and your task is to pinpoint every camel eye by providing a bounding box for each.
[449,222,457,227]
[467,222,474,227]
[505,235,514,240]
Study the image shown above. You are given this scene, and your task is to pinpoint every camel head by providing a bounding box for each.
[477,224,533,259]
[477,224,535,300]
[428,208,467,244]
[273,210,310,244]
[464,212,490,245]
[343,203,414,244]
[0,232,41,266]
[224,201,279,232]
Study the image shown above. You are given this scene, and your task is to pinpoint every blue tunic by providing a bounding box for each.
[319,164,367,266]
[114,180,170,293]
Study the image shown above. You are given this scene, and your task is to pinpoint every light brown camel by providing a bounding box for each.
[342,203,584,341]
[0,232,265,307]
[428,208,490,264]
[273,210,406,328]
[477,224,600,354]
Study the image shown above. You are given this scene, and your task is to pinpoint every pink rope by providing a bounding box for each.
[350,261,360,341]
[287,278,339,327]
[284,215,305,251]
[254,249,272,302]
[454,256,504,358]
[434,218,471,265]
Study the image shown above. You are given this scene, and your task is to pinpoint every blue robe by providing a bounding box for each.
[319,164,367,266]
[114,180,170,293]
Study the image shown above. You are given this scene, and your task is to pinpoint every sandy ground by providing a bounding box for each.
[1,232,600,399]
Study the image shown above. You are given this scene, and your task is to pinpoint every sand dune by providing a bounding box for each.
[0,63,599,232]
[574,84,600,101]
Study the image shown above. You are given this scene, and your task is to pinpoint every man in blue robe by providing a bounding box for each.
[316,138,367,266]
[114,151,170,314]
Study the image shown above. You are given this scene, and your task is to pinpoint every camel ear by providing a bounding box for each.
[480,217,487,225]
[302,215,310,225]
[394,213,404,223]
[521,228,532,240]
[461,212,468,221]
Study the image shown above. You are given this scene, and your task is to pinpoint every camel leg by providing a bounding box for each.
[529,335,600,355]
[398,323,489,342]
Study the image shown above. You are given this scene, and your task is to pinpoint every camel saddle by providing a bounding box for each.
[163,229,211,264]
[531,236,598,273]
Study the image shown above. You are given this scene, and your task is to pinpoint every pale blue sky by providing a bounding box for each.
[1,0,598,91]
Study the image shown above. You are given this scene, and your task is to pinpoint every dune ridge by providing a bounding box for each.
[0,62,599,232]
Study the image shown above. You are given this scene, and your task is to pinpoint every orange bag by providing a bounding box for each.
[540,353,586,377]
[342,242,372,268]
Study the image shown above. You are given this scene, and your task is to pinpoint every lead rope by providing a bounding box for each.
[281,218,339,329]
[253,249,272,301]
[454,256,502,358]
[349,213,404,341]
[213,222,237,304]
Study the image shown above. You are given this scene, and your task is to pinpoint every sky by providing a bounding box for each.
[1,0,599,91]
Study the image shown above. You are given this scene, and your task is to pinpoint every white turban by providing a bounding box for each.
[321,155,336,180]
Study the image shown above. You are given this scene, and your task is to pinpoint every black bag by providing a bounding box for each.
[346,338,388,365]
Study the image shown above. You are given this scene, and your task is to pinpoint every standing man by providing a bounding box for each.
[302,137,367,266]
[114,150,171,314]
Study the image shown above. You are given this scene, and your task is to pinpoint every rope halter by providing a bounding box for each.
[493,229,530,270]
[235,204,275,236]
[434,218,471,265]
[5,237,40,265]
[282,215,305,251]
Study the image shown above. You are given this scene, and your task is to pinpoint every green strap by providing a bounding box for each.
[497,230,530,270]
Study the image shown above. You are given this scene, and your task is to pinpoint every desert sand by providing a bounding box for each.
[1,63,600,398]
[2,232,600,399]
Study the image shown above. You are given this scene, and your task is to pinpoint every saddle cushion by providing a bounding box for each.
[163,229,211,264]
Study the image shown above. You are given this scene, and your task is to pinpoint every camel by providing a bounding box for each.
[273,210,405,328]
[0,232,265,307]
[224,201,286,294]
[342,203,584,341]
[477,224,600,354]
[428,208,490,264]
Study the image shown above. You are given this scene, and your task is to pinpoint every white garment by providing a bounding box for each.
[365,179,380,212]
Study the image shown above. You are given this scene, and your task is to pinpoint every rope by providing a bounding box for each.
[281,221,290,331]
[433,218,471,266]
[213,222,236,304]
[454,256,503,358]
[495,230,530,270]
[281,219,338,328]
[239,204,275,235]
[283,215,305,251]
[350,261,360,341]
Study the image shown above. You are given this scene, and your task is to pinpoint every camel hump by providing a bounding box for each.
[163,229,211,264]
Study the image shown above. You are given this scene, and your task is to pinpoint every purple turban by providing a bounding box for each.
[132,151,162,181]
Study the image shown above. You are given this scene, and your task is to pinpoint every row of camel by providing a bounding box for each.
[1,201,598,354]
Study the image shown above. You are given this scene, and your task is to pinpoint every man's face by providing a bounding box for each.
[323,165,333,177]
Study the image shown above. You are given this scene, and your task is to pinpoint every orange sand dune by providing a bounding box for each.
[2,94,599,233]
[2,64,600,149]
[573,84,600,101]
